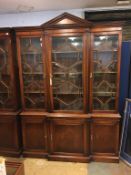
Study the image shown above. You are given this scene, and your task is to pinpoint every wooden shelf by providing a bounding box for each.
[21,52,42,55]
[93,92,116,96]
[93,92,116,93]
[53,93,83,95]
[23,72,43,75]
[24,91,44,94]
[52,50,82,54]
[94,72,117,74]
[53,72,82,75]
[93,49,118,52]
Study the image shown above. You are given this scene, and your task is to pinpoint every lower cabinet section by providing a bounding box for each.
[91,114,120,163]
[47,115,90,162]
[21,112,48,157]
[2,112,120,163]
[0,112,21,157]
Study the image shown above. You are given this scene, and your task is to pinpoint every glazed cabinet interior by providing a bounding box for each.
[50,35,84,111]
[44,29,89,112]
[0,30,21,156]
[0,13,122,163]
[16,31,46,110]
[90,30,121,112]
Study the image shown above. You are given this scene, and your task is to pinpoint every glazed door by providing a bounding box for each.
[90,32,121,112]
[47,33,88,112]
[17,32,46,110]
[0,34,17,110]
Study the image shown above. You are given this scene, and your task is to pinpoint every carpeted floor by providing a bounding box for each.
[5,157,131,175]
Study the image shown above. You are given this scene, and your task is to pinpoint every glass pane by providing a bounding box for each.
[94,35,118,50]
[20,37,45,109]
[0,38,14,109]
[92,35,118,110]
[52,36,83,111]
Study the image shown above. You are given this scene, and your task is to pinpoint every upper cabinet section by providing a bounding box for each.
[0,31,18,111]
[16,31,46,111]
[90,28,122,112]
[14,13,122,114]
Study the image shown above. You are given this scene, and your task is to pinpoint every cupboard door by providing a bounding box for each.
[21,116,47,157]
[49,118,89,156]
[0,115,20,156]
[91,118,120,155]
[50,35,86,112]
[90,32,121,112]
[17,33,46,110]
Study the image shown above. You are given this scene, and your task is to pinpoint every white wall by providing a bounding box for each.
[0,6,131,28]
[0,9,84,27]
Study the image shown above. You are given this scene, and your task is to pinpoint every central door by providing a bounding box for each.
[44,31,88,113]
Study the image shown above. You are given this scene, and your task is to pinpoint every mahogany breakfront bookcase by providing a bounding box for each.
[0,13,122,163]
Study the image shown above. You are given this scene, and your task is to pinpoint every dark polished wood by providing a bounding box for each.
[13,12,122,163]
[0,111,21,157]
[47,114,90,162]
[91,114,120,163]
[42,12,92,29]
[20,112,48,157]
[0,29,21,156]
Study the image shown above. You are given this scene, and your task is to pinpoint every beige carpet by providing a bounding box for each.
[6,157,87,175]
[5,157,131,175]
[24,158,87,175]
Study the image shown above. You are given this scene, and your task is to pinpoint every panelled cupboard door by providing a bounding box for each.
[90,29,122,113]
[0,115,20,156]
[21,116,48,157]
[48,118,90,157]
[16,31,46,111]
[91,117,120,156]
[44,30,89,113]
